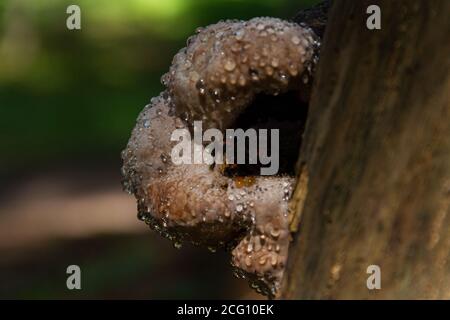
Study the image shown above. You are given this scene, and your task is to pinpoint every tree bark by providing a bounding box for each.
[284,0,450,299]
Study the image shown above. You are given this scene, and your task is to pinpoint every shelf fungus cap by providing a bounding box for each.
[163,17,319,130]
[122,95,246,247]
[121,93,295,297]
[122,16,321,299]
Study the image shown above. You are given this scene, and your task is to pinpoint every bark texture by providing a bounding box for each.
[284,0,450,299]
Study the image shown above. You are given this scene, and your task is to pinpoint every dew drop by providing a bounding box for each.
[174,242,182,249]
[208,246,217,253]
[250,70,259,81]
[235,30,245,40]
[196,79,206,95]
[271,58,279,68]
[189,72,200,83]
[224,60,236,71]
[291,35,301,45]
[271,255,278,267]
[137,211,146,221]
[213,88,221,102]
[270,229,281,238]
[288,64,298,76]
[302,74,309,84]
[238,75,247,86]
[231,43,240,52]
[229,74,237,85]
[265,66,274,76]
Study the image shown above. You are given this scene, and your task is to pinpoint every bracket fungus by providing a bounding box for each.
[122,6,328,298]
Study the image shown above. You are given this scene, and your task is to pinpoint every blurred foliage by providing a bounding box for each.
[0,0,318,174]
[0,233,249,299]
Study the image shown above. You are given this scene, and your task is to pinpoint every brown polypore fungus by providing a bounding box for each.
[122,15,324,298]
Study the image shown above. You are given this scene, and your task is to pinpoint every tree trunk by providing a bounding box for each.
[283,0,450,299]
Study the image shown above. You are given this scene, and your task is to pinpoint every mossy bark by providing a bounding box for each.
[284,0,450,299]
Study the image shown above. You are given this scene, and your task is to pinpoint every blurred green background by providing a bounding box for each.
[0,0,317,299]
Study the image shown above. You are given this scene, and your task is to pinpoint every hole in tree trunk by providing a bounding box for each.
[222,90,309,177]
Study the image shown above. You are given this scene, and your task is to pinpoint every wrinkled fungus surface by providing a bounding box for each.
[122,15,323,298]
[163,17,319,131]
